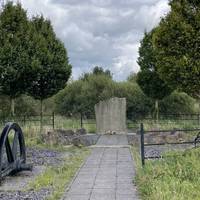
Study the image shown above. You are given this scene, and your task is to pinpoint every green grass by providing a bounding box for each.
[0,116,96,148]
[28,146,90,200]
[54,116,96,133]
[128,119,200,132]
[133,147,200,200]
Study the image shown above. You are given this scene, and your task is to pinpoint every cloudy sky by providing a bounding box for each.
[13,0,170,80]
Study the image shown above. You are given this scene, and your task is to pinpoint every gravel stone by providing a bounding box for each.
[0,147,66,200]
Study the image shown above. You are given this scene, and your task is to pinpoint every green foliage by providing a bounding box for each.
[0,2,31,97]
[27,16,71,101]
[134,148,200,200]
[153,0,200,98]
[55,80,85,115]
[81,66,112,81]
[55,73,115,116]
[137,31,172,100]
[114,81,153,119]
[127,72,137,82]
[160,91,196,114]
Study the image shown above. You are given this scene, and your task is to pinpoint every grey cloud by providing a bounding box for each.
[19,0,169,80]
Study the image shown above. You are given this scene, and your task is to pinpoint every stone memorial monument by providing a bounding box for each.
[95,97,127,134]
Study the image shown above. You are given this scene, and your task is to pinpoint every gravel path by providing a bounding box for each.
[26,147,65,166]
[0,147,66,200]
[144,143,194,158]
[0,188,51,200]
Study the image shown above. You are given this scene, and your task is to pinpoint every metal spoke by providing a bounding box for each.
[5,137,14,163]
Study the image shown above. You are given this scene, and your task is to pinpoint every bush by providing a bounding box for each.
[160,91,196,115]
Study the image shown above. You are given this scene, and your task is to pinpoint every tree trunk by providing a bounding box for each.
[10,98,15,117]
[155,99,159,123]
[40,99,43,136]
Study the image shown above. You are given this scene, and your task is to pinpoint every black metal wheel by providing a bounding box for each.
[0,122,27,179]
[194,132,200,148]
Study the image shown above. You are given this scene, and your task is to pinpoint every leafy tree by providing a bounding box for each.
[137,31,172,121]
[55,74,154,119]
[114,81,153,119]
[27,16,71,131]
[55,80,85,116]
[55,74,115,117]
[153,0,200,99]
[81,66,112,80]
[127,72,137,82]
[93,66,112,78]
[0,2,31,116]
[160,91,196,115]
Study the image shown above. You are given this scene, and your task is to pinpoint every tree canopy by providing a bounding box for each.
[27,16,71,101]
[137,30,172,120]
[153,0,200,98]
[80,66,112,81]
[0,2,30,97]
[137,31,172,100]
[0,2,33,115]
[56,72,115,116]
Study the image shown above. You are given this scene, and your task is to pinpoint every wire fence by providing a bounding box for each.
[0,113,97,133]
[139,123,200,166]
[1,112,200,134]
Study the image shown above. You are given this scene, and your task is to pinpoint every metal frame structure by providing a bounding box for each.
[140,123,200,166]
[0,122,32,181]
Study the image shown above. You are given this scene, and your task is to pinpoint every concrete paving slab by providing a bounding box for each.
[63,135,139,200]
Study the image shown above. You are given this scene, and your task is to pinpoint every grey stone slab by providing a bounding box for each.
[95,180,116,184]
[117,188,137,195]
[67,188,91,195]
[90,193,115,200]
[95,97,126,134]
[92,188,115,194]
[93,182,116,189]
[71,182,94,189]
[95,177,116,182]
[72,179,94,185]
[63,146,139,200]
[117,178,133,184]
[96,135,128,146]
[117,183,135,190]
[64,194,90,200]
[116,194,138,200]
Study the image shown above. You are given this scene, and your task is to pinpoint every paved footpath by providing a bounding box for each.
[63,135,139,200]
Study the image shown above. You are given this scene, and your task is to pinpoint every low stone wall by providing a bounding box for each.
[72,134,101,146]
[144,131,193,144]
[42,129,100,146]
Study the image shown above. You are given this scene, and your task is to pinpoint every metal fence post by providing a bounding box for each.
[52,112,55,130]
[80,113,83,128]
[23,115,26,126]
[140,123,145,166]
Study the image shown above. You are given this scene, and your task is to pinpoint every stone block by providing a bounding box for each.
[95,97,127,134]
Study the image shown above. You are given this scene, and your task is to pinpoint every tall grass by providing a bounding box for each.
[133,147,200,200]
[128,118,200,132]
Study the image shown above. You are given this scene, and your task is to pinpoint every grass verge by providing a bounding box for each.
[132,147,200,200]
[28,146,90,200]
